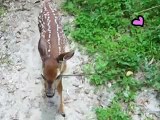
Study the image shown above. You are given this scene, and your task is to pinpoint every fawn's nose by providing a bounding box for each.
[46,89,55,98]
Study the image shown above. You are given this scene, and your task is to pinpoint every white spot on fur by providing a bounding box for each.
[49,34,51,38]
[39,2,66,56]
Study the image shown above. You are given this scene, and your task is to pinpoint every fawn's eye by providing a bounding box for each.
[56,75,61,80]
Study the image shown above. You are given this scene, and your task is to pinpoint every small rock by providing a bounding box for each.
[8,90,15,93]
[75,89,81,93]
[17,67,25,71]
[22,96,28,100]
[88,95,93,99]
[37,76,42,80]
[78,85,83,88]
[35,79,40,84]
[144,89,147,92]
[75,109,84,115]
[98,93,104,98]
[9,80,13,83]
[64,96,70,101]
[72,83,79,87]
[84,89,90,94]
[16,31,21,38]
[156,92,160,100]
[108,82,112,88]
[73,98,77,101]
[1,37,4,40]
[16,40,21,43]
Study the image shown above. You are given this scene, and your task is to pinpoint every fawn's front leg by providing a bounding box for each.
[57,80,65,117]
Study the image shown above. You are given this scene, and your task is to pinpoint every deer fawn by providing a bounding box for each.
[38,0,74,117]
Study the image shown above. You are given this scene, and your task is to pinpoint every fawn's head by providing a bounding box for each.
[41,51,74,98]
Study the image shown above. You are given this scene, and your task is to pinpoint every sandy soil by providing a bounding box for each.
[0,0,159,120]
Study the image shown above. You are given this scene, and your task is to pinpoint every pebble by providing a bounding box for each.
[1,37,4,40]
[108,82,112,88]
[16,33,21,38]
[35,79,40,84]
[78,85,83,88]
[17,66,25,71]
[16,40,21,43]
[36,77,42,80]
[84,89,90,94]
[75,89,81,94]
[8,90,15,93]
[88,95,93,99]
[72,83,79,87]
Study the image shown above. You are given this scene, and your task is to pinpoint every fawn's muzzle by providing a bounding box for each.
[46,89,55,98]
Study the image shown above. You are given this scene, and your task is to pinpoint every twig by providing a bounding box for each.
[41,73,95,80]
[61,73,94,77]
[135,4,160,14]
[107,4,160,16]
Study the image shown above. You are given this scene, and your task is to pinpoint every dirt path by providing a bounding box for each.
[0,0,99,120]
[1,1,159,120]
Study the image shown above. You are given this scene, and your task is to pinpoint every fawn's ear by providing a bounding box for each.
[41,74,46,80]
[57,50,74,62]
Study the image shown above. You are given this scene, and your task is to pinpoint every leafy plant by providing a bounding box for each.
[0,6,6,16]
[63,0,160,119]
[63,0,160,85]
[143,60,160,90]
[96,102,130,120]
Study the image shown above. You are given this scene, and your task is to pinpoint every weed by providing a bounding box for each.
[0,52,12,65]
[0,6,6,16]
[63,22,71,36]
[96,101,130,120]
[63,0,160,119]
[143,60,160,90]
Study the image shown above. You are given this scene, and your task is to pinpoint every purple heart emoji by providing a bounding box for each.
[131,15,144,27]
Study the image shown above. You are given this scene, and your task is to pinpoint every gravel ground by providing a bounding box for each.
[0,0,159,120]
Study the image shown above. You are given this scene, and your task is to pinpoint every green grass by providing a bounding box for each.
[0,6,6,16]
[96,102,130,120]
[62,0,160,119]
[0,5,9,65]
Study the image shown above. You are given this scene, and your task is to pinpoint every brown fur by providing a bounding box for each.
[38,0,74,117]
[43,58,58,80]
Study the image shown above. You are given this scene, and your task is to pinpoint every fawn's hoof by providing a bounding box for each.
[61,113,65,117]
